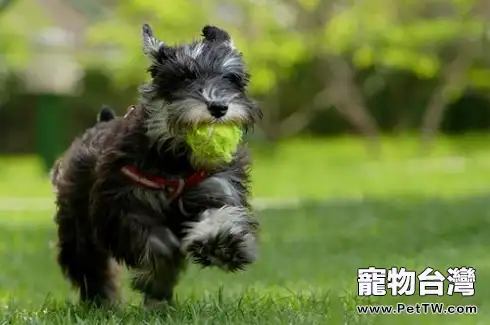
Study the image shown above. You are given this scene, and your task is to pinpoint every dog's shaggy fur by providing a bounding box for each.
[50,105,117,190]
[52,24,262,306]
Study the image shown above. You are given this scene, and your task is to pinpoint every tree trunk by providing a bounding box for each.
[420,43,476,153]
[333,98,381,157]
[326,57,381,157]
[277,87,331,137]
[420,0,488,153]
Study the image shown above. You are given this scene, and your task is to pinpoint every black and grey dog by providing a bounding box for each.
[52,23,262,307]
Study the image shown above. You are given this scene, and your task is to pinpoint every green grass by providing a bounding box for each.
[0,196,489,324]
[0,135,489,324]
[1,134,490,199]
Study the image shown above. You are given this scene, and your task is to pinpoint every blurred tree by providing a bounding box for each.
[418,1,489,152]
[85,1,214,87]
[0,0,51,103]
[0,0,15,12]
[86,0,490,152]
[325,0,489,150]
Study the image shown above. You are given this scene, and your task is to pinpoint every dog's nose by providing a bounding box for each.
[208,103,228,118]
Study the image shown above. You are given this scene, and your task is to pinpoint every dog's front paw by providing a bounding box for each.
[186,230,257,271]
[182,206,258,271]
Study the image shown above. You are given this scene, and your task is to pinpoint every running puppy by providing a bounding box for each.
[53,24,262,306]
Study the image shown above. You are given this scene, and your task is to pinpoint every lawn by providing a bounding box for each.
[1,134,490,200]
[0,136,489,324]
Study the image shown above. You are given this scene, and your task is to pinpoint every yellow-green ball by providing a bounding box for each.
[186,124,242,164]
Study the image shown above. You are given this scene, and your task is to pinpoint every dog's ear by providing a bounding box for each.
[142,24,170,63]
[202,25,235,49]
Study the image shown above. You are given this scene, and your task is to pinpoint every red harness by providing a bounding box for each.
[121,166,206,200]
[120,105,207,200]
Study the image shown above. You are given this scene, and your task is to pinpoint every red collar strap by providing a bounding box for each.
[121,165,207,200]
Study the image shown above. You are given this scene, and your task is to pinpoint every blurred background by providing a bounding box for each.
[1,0,490,199]
[0,0,489,323]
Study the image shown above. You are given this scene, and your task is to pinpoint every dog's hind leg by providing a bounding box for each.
[88,195,185,306]
[55,209,121,306]
[56,215,121,305]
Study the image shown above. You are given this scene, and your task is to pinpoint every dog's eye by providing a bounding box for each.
[223,73,243,86]
[148,67,158,78]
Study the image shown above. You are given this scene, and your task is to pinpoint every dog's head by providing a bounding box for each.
[139,24,261,148]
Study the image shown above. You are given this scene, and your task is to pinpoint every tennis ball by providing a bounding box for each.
[186,124,242,164]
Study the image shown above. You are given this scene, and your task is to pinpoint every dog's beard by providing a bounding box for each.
[145,97,249,155]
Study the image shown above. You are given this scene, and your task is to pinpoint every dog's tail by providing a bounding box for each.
[97,105,117,122]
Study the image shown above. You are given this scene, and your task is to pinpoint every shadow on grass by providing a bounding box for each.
[0,193,488,324]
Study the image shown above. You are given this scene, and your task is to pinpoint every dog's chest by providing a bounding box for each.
[130,187,173,214]
[125,172,240,217]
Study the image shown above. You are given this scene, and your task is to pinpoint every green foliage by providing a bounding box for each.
[85,0,308,94]
[0,0,51,102]
[86,0,215,89]
[87,0,490,98]
[0,8,29,69]
[223,0,308,93]
[325,0,486,79]
[0,0,50,69]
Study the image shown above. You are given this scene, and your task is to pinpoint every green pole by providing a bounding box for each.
[35,93,63,172]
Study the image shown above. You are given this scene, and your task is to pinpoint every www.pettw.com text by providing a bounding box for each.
[357,303,477,315]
